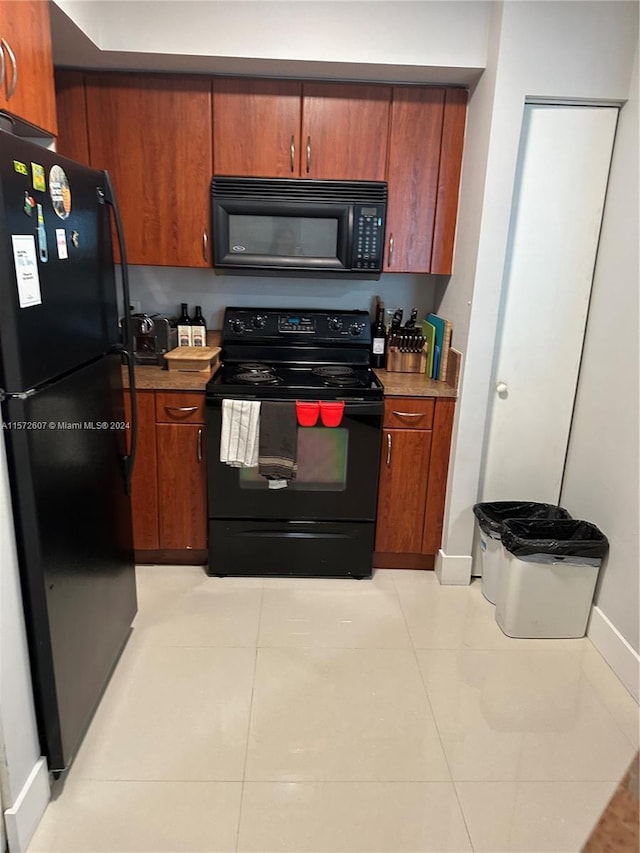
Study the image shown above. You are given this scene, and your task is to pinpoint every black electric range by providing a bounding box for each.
[205,307,384,579]
[206,307,384,401]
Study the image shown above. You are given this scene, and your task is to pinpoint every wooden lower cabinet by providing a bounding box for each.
[124,390,159,550]
[374,396,455,569]
[157,423,207,550]
[125,389,208,562]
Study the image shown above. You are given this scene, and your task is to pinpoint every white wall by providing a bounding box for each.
[128,269,440,330]
[54,0,491,82]
[439,0,638,564]
[561,46,639,655]
[0,432,49,851]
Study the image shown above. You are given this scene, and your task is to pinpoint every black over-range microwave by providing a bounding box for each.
[211,176,387,279]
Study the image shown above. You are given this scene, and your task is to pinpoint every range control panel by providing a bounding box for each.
[223,308,371,344]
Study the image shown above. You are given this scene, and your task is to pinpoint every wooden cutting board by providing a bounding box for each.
[164,346,221,372]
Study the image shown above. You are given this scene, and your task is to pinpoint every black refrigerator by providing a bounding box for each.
[0,131,138,775]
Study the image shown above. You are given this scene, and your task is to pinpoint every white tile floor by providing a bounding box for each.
[29,567,639,853]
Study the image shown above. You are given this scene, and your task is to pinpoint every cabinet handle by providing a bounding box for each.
[306,135,311,173]
[203,230,209,262]
[386,432,392,466]
[165,405,198,415]
[387,233,394,266]
[290,135,295,173]
[1,39,16,100]
[197,428,203,462]
[0,41,5,94]
[392,411,425,418]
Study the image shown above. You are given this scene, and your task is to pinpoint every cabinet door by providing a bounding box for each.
[301,83,390,180]
[157,423,207,551]
[213,78,302,177]
[385,88,445,273]
[85,73,212,267]
[124,390,159,550]
[375,428,431,554]
[54,70,90,164]
[431,89,467,274]
[0,0,57,134]
[422,398,455,554]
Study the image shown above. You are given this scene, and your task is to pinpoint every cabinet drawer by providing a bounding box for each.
[383,398,434,429]
[155,392,205,424]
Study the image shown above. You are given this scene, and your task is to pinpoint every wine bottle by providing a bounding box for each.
[191,305,207,347]
[371,302,387,368]
[177,303,192,347]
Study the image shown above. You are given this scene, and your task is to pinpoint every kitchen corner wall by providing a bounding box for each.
[128,268,441,327]
[560,45,639,684]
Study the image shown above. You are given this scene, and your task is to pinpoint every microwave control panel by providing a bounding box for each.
[353,205,384,271]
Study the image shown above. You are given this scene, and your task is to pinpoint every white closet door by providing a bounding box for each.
[481,104,618,503]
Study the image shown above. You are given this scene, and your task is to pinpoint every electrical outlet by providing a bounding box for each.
[130,301,141,314]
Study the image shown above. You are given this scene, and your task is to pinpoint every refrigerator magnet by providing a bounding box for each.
[11,235,42,308]
[36,204,48,263]
[56,228,68,260]
[13,160,28,176]
[23,192,35,216]
[31,163,46,192]
[70,230,79,248]
[49,165,71,219]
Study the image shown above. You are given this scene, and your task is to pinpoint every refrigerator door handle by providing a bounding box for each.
[101,172,137,495]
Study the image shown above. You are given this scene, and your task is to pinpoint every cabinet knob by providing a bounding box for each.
[495,381,508,396]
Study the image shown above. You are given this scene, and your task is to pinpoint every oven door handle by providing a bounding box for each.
[207,398,383,417]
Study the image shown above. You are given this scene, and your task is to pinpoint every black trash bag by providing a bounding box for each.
[472,501,571,537]
[501,518,609,560]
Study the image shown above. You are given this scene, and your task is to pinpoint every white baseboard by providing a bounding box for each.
[4,757,50,853]
[587,606,640,703]
[435,549,472,585]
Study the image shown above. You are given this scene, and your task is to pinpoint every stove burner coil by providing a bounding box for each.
[312,366,355,378]
[237,363,275,372]
[234,371,281,385]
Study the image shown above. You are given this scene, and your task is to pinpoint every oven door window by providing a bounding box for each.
[238,428,348,491]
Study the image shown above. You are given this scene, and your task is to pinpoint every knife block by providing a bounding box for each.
[385,346,427,373]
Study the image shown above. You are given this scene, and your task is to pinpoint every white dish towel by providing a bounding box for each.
[220,399,261,467]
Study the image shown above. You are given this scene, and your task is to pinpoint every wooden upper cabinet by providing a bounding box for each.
[385,87,466,274]
[84,73,213,267]
[213,78,301,178]
[301,83,390,180]
[385,87,445,274]
[54,70,90,164]
[431,89,467,274]
[213,78,390,180]
[0,0,57,134]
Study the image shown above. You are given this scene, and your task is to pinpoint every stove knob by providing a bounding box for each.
[349,323,363,336]
[252,314,266,330]
[231,319,245,334]
[328,317,342,332]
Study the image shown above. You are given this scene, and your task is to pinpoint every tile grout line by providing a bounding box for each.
[391,570,476,851]
[234,584,265,853]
